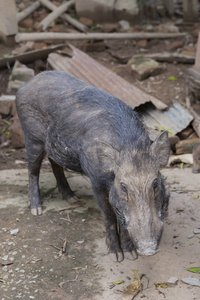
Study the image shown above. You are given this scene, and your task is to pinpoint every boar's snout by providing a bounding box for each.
[136,242,159,256]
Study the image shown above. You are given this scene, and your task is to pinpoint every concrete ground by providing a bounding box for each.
[0,164,200,300]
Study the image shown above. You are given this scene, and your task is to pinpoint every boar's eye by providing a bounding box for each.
[153,178,159,190]
[121,183,128,195]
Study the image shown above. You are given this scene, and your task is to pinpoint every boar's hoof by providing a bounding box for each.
[108,251,124,263]
[31,206,43,216]
[124,250,138,261]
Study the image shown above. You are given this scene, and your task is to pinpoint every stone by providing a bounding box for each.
[79,17,93,27]
[76,0,115,23]
[136,39,147,48]
[76,0,139,24]
[9,116,25,149]
[20,18,33,29]
[167,277,178,286]
[10,61,35,82]
[168,40,184,51]
[0,101,12,117]
[7,80,25,94]
[128,56,163,81]
[157,23,179,33]
[82,41,106,53]
[118,20,131,32]
[102,23,118,32]
[181,277,200,287]
[114,0,139,23]
[193,229,200,234]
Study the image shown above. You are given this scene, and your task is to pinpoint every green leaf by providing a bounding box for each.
[195,195,199,199]
[187,267,200,274]
[113,280,124,285]
[180,163,184,169]
[3,120,11,126]
[169,76,178,81]
[3,54,11,58]
[5,131,10,135]
[168,127,173,135]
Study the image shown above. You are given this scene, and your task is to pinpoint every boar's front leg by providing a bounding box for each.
[26,142,45,216]
[48,158,78,203]
[93,186,124,262]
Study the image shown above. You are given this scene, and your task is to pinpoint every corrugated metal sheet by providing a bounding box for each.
[139,102,193,135]
[48,44,193,135]
[48,44,167,110]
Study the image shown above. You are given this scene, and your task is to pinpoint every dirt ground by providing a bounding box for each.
[0,162,200,300]
[1,3,200,298]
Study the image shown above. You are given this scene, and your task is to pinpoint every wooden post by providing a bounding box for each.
[0,0,18,45]
[195,32,200,68]
[163,0,174,16]
[183,0,199,22]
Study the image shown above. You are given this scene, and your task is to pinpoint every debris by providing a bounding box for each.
[140,102,193,137]
[183,0,199,22]
[39,0,87,32]
[9,60,35,82]
[10,228,19,235]
[48,45,167,110]
[123,279,141,300]
[187,267,200,274]
[62,238,67,254]
[15,32,187,43]
[9,115,25,149]
[12,42,34,56]
[155,282,168,288]
[175,138,200,155]
[167,277,179,286]
[17,1,41,23]
[0,0,17,45]
[128,56,163,81]
[77,240,84,244]
[118,20,131,32]
[59,274,78,288]
[38,0,75,31]
[7,60,35,94]
[139,52,195,64]
[187,233,195,239]
[58,202,84,212]
[181,277,200,287]
[0,44,65,69]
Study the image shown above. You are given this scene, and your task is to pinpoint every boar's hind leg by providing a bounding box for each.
[119,226,138,260]
[93,186,123,262]
[49,158,78,204]
[26,142,45,216]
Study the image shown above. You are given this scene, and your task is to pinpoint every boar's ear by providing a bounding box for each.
[150,130,170,167]
[96,142,119,173]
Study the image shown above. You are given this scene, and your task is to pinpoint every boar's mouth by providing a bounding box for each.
[136,246,160,256]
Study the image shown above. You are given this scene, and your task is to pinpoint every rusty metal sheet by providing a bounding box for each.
[139,102,193,135]
[48,44,167,110]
